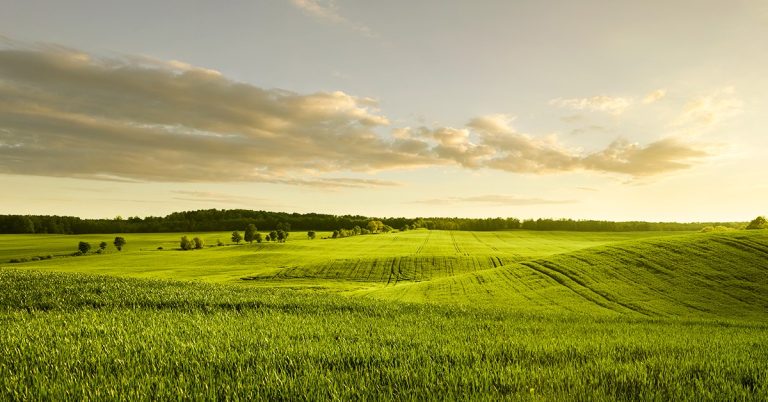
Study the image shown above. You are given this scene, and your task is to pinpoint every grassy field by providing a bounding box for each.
[1,229,767,399]
[0,229,688,285]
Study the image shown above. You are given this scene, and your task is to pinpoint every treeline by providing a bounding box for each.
[0,209,745,234]
[408,217,743,232]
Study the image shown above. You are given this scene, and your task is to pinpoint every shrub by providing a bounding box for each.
[180,236,193,251]
[113,237,127,251]
[78,241,91,254]
[746,216,767,230]
[9,259,20,263]
[192,237,205,249]
[244,224,257,244]
[95,249,103,254]
[157,246,164,250]
[30,256,41,261]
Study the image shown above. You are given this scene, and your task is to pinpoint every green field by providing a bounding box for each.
[1,229,767,399]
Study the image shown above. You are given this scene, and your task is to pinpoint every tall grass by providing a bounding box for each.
[1,270,766,400]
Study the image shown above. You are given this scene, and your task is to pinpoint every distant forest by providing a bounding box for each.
[0,209,745,234]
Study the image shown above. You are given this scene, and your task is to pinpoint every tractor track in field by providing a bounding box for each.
[449,231,470,256]
[414,231,432,255]
[470,232,501,253]
[708,236,768,257]
[520,260,653,316]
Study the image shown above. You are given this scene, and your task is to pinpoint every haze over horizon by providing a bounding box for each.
[1,0,766,221]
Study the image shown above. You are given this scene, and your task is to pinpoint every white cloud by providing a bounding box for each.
[674,87,743,128]
[289,0,375,37]
[642,89,667,104]
[550,95,633,115]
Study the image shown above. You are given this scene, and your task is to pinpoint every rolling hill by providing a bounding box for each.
[364,231,768,320]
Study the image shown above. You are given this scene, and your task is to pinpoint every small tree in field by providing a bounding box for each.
[746,216,767,230]
[269,231,278,242]
[99,241,108,251]
[192,237,205,249]
[78,241,91,254]
[244,224,257,244]
[307,230,316,240]
[231,231,243,244]
[180,236,193,250]
[276,230,289,243]
[113,236,126,251]
[255,233,263,243]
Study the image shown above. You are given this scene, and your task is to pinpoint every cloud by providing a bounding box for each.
[0,44,431,186]
[642,89,667,104]
[412,194,576,206]
[171,190,268,204]
[421,114,710,176]
[290,0,375,37]
[674,87,743,128]
[0,42,713,185]
[550,95,633,115]
[570,125,608,136]
[170,190,296,209]
[582,137,710,176]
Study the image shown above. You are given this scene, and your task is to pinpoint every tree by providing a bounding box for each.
[99,241,108,251]
[367,220,384,233]
[231,231,243,244]
[276,230,289,242]
[332,230,339,239]
[269,231,278,242]
[180,236,193,250]
[113,236,126,251]
[264,234,271,242]
[255,233,263,243]
[307,230,316,239]
[192,237,205,249]
[746,216,767,230]
[244,224,257,244]
[12,216,35,234]
[78,241,91,254]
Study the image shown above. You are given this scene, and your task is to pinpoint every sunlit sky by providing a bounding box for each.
[1,0,766,220]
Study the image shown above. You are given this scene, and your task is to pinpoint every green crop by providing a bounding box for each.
[0,229,766,400]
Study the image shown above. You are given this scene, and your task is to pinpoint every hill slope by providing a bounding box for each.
[364,231,768,320]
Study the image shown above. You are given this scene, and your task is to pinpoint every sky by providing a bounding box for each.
[0,0,766,221]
